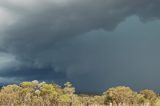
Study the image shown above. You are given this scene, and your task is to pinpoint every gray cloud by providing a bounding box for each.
[0,0,160,92]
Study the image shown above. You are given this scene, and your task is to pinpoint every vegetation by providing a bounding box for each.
[0,80,159,106]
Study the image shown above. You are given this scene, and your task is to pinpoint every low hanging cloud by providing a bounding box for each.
[0,0,160,91]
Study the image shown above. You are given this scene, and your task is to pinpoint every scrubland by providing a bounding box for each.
[0,80,159,106]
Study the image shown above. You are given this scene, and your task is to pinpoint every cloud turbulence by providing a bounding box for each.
[0,0,160,92]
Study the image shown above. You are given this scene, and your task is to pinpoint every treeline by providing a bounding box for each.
[0,80,159,106]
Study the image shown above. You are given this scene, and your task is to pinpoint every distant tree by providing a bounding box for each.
[20,81,37,105]
[59,94,71,106]
[135,93,146,106]
[0,85,21,105]
[140,89,157,106]
[64,82,75,95]
[40,83,59,105]
[63,82,75,106]
[20,81,37,88]
[93,95,105,105]
[104,86,135,106]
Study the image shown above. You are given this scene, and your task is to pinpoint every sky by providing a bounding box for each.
[0,0,160,93]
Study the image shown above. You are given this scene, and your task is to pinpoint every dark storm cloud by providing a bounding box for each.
[0,0,160,91]
[0,67,67,81]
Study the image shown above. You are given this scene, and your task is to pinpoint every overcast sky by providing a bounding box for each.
[0,0,160,93]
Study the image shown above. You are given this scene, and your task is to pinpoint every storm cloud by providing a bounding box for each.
[0,0,160,92]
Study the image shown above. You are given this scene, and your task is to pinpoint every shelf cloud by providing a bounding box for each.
[0,0,160,92]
